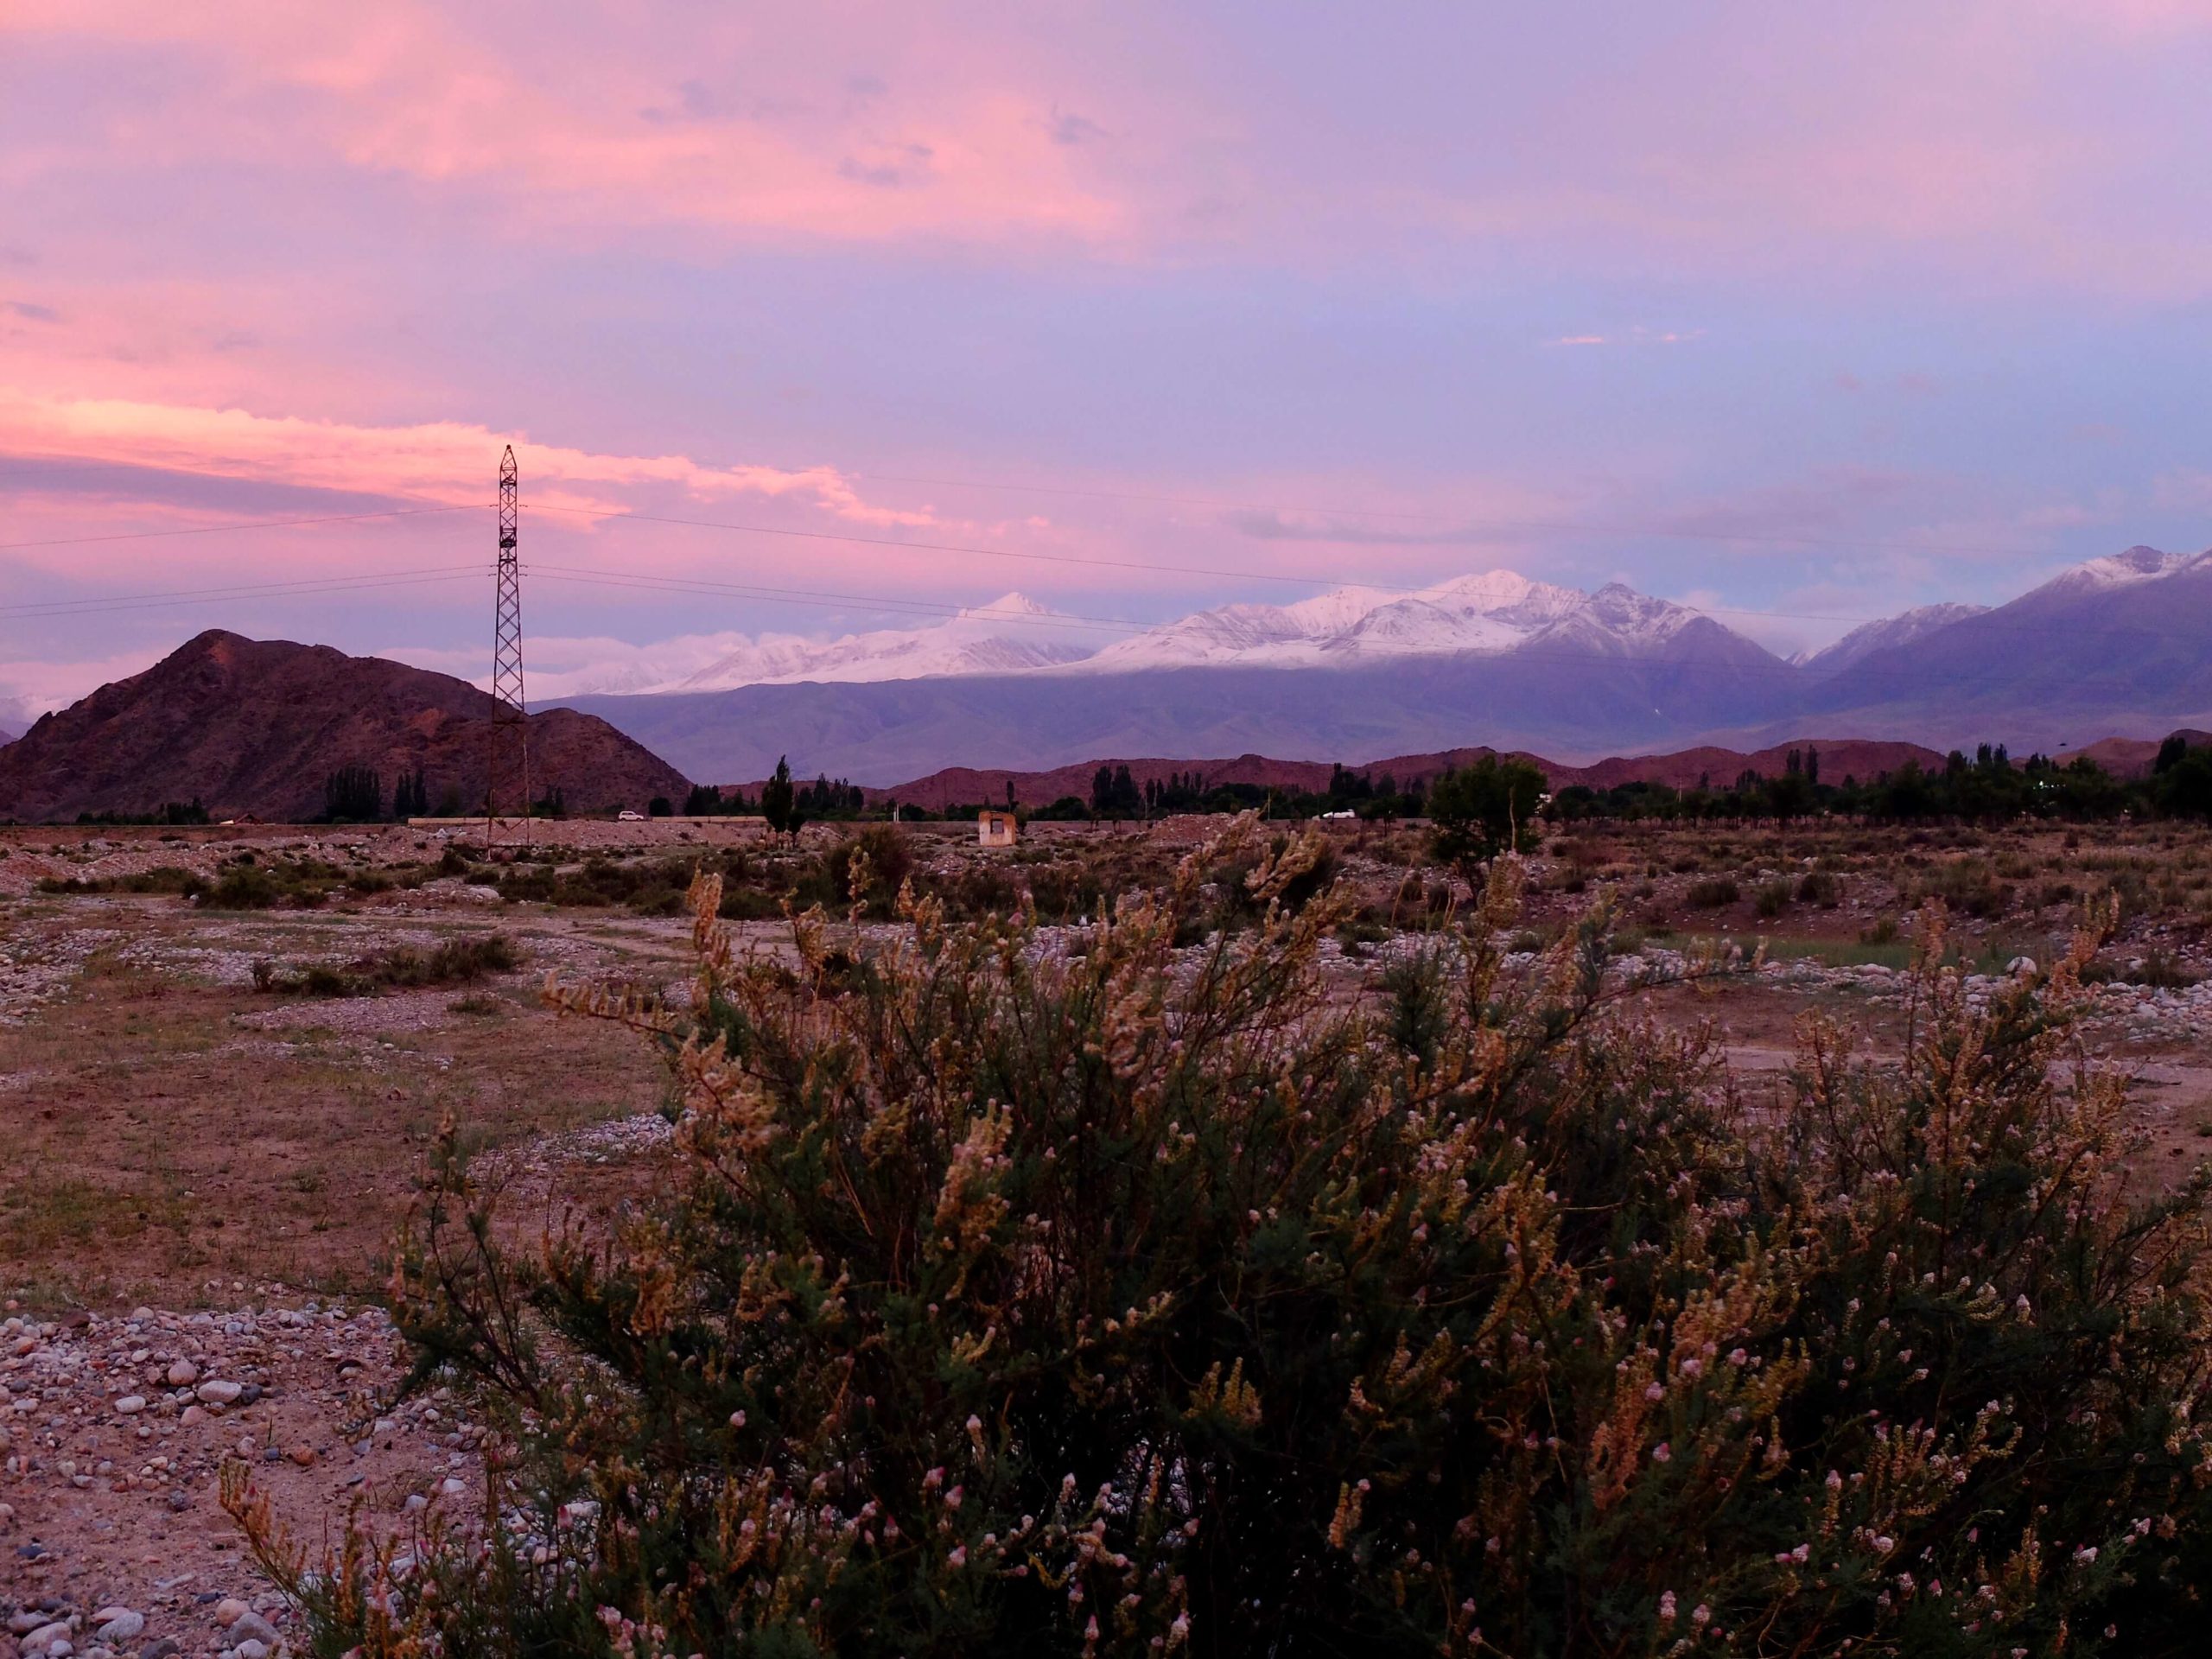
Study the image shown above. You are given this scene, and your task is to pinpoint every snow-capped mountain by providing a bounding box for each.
[1796,602,1990,677]
[1074,569,1668,671]
[1069,586,1402,671]
[1789,542,2212,748]
[546,570,1764,694]
[669,594,1106,691]
[2020,543,2212,601]
[546,540,2212,781]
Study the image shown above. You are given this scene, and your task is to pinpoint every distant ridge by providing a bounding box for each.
[739,737,1950,811]
[0,630,690,823]
[1796,603,1989,676]
[2050,728,2212,779]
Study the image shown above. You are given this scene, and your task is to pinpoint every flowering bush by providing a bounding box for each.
[232,822,2212,1656]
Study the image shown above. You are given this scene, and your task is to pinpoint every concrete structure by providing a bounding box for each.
[977,810,1019,848]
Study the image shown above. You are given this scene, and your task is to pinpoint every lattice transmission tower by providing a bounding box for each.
[486,445,531,846]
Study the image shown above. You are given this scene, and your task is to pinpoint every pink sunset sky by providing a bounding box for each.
[4,1,2212,720]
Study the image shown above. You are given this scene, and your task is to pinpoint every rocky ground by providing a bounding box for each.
[2,1295,480,1658]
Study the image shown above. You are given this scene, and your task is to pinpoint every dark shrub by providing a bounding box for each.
[1686,875,1739,908]
[36,865,205,897]
[1796,869,1841,907]
[200,858,346,909]
[252,934,519,997]
[238,834,2212,1658]
[1913,859,2010,918]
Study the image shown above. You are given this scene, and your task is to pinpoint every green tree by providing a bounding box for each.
[323,765,381,823]
[2158,743,2212,819]
[1427,753,1544,877]
[391,768,429,819]
[761,755,797,841]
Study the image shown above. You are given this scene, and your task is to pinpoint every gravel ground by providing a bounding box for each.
[2,1298,486,1658]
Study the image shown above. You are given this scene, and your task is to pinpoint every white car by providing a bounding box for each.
[617,810,645,822]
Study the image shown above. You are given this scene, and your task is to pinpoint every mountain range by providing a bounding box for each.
[7,543,2209,810]
[552,544,2212,784]
[0,631,689,823]
[560,569,1757,695]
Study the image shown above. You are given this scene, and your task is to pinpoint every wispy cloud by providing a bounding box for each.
[0,387,940,527]
[1552,327,1702,348]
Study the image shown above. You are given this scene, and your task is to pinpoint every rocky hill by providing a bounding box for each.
[0,630,689,823]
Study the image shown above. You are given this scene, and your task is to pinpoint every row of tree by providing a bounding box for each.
[1545,740,2212,825]
[319,766,564,823]
[308,736,2212,834]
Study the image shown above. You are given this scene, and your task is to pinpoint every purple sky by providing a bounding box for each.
[4,1,2212,716]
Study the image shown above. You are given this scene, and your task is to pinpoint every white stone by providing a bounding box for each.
[196,1379,243,1406]
[229,1611,281,1647]
[113,1395,145,1415]
[92,1614,142,1644]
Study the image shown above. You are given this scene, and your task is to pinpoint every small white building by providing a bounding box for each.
[977,809,1019,848]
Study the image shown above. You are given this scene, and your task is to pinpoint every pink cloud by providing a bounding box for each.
[8,2,2207,296]
[3,5,1138,250]
[0,387,938,527]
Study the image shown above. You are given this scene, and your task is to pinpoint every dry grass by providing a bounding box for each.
[0,909,671,1310]
[11,813,2212,1314]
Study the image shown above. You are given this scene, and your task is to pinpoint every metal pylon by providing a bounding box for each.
[487,445,530,849]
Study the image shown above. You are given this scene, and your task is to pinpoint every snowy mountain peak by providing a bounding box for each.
[1796,601,1990,675]
[556,569,1783,695]
[1414,569,1585,626]
[957,591,1054,620]
[666,595,1103,692]
[2037,544,2212,598]
[1580,582,1703,639]
[1072,571,1764,674]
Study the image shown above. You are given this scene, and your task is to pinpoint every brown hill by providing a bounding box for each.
[0,630,690,823]
[1544,739,1944,792]
[749,737,1949,811]
[2049,729,2212,780]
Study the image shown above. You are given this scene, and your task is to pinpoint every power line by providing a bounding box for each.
[0,484,2143,630]
[523,565,2204,694]
[0,565,487,620]
[525,564,1147,633]
[0,502,482,553]
[526,504,2202,643]
[848,470,2063,559]
[0,478,2193,650]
